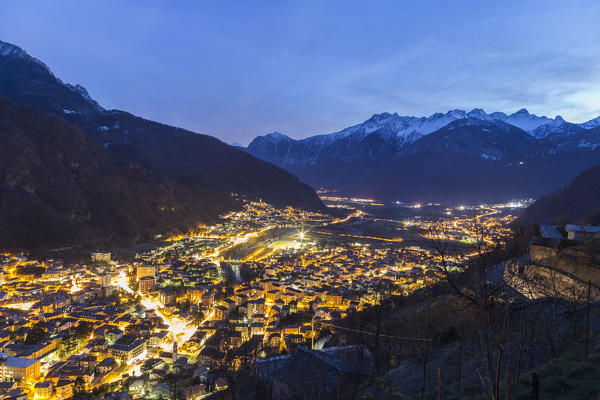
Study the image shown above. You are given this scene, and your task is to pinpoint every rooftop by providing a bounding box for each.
[565,224,600,233]
[0,353,39,368]
[540,225,563,239]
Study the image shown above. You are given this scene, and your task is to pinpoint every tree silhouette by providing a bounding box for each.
[72,376,87,399]
[24,321,46,344]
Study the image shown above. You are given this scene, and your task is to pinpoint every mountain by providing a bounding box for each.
[530,118,585,139]
[246,107,600,203]
[247,108,590,167]
[0,40,325,250]
[405,118,535,159]
[0,40,324,216]
[517,163,600,226]
[500,108,553,132]
[0,41,103,116]
[579,115,600,130]
[0,97,235,251]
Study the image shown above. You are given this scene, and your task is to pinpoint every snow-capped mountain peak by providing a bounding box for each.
[0,40,104,113]
[579,116,600,129]
[466,108,488,119]
[0,41,26,58]
[289,107,598,153]
[514,108,530,115]
[260,132,293,143]
[501,108,553,132]
[489,111,508,119]
[0,40,54,76]
[247,106,600,167]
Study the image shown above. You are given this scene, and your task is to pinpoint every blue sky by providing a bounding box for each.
[2,0,600,144]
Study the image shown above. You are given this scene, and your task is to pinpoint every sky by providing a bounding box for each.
[2,0,600,145]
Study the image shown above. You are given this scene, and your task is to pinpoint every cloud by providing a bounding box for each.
[2,1,600,143]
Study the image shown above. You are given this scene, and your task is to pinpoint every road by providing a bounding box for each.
[113,271,198,343]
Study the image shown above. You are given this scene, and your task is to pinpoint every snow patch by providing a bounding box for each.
[481,153,500,160]
[579,116,600,129]
[577,141,599,150]
[97,122,120,132]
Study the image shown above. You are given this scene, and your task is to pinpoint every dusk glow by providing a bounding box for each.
[2,1,600,144]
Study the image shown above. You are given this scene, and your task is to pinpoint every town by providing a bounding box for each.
[0,200,523,399]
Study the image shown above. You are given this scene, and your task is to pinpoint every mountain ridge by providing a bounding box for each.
[0,40,325,251]
[0,96,235,251]
[0,39,325,213]
[246,109,600,204]
[249,107,600,160]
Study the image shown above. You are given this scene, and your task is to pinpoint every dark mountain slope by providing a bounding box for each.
[0,97,233,251]
[0,40,324,212]
[68,111,323,209]
[406,118,535,159]
[275,120,549,204]
[517,164,600,226]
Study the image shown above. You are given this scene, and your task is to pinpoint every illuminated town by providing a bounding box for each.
[0,199,524,399]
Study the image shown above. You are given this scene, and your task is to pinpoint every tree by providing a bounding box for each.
[427,215,514,400]
[128,274,137,291]
[72,376,88,399]
[58,335,77,359]
[24,321,46,344]
[211,334,271,399]
[73,321,93,340]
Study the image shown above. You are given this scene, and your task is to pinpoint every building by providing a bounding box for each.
[565,224,600,241]
[247,298,266,318]
[148,331,168,349]
[91,252,112,263]
[255,346,374,399]
[220,298,236,311]
[138,276,156,294]
[201,291,214,308]
[188,288,203,303]
[214,305,229,321]
[34,381,53,399]
[540,225,563,239]
[159,288,176,306]
[96,357,116,374]
[108,339,146,362]
[136,265,158,281]
[101,274,113,287]
[55,379,74,399]
[326,292,343,307]
[0,354,41,383]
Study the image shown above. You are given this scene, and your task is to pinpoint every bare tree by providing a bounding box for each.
[427,214,517,400]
